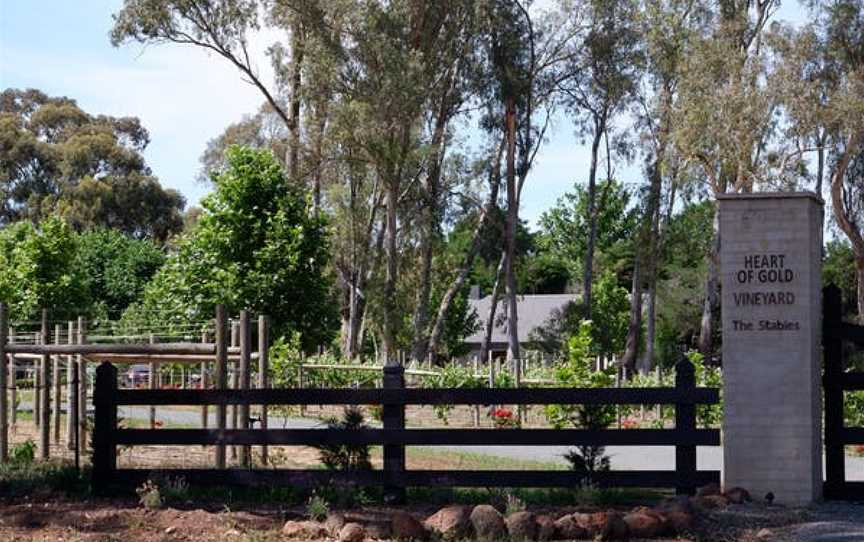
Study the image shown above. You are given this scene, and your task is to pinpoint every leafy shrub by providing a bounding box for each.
[423,362,486,423]
[314,407,372,471]
[545,322,614,483]
[136,480,163,509]
[9,440,36,467]
[306,493,330,521]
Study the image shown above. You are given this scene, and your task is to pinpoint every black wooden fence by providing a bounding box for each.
[823,285,864,500]
[92,359,720,499]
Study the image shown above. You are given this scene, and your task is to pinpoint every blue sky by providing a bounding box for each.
[0,0,807,226]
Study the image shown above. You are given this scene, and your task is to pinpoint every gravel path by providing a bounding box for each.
[770,502,864,542]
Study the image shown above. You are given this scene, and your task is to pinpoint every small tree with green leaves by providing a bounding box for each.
[545,322,616,483]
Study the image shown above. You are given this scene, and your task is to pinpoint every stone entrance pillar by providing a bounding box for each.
[719,193,823,505]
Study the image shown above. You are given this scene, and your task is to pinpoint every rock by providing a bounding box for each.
[325,513,347,535]
[470,505,506,541]
[424,506,471,541]
[696,483,721,497]
[654,496,697,534]
[553,514,587,540]
[694,495,729,510]
[623,507,668,538]
[165,526,176,534]
[756,527,773,539]
[365,521,391,540]
[598,512,629,541]
[339,522,366,542]
[723,487,752,504]
[392,511,428,541]
[535,515,556,541]
[282,520,328,539]
[505,511,537,541]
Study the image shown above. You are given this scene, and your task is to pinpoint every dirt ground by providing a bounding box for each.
[1,497,863,542]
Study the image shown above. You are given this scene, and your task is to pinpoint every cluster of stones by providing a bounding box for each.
[281,485,751,541]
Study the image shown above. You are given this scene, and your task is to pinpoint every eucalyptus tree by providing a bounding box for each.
[772,0,864,320]
[672,0,781,356]
[111,0,318,201]
[0,89,185,241]
[621,0,708,373]
[552,0,643,318]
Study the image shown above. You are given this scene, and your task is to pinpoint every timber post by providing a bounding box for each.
[382,362,406,504]
[77,317,87,461]
[66,321,75,450]
[39,309,49,460]
[258,315,269,465]
[53,324,61,444]
[674,357,697,495]
[92,362,117,495]
[8,326,15,428]
[149,333,157,428]
[200,331,208,430]
[239,310,251,467]
[0,303,7,461]
[214,305,228,469]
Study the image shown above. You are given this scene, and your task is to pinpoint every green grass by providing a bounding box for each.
[0,460,91,499]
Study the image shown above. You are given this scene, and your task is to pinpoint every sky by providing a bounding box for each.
[0,0,808,226]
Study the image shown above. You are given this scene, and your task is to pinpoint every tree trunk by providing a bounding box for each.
[427,139,504,358]
[621,250,643,374]
[383,182,399,365]
[287,21,304,185]
[504,97,520,364]
[582,117,606,317]
[480,251,507,364]
[829,131,864,324]
[698,209,720,357]
[411,103,450,363]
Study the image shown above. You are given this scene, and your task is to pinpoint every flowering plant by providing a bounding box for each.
[490,407,519,429]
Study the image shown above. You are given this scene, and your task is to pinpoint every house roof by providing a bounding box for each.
[464,293,580,345]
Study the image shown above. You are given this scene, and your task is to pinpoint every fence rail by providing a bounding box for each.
[92,359,720,499]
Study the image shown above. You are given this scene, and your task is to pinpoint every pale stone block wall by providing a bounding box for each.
[719,193,823,505]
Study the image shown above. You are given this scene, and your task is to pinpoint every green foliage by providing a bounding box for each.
[545,322,614,482]
[423,362,486,423]
[122,146,337,348]
[0,216,89,320]
[136,480,164,509]
[0,88,184,239]
[315,407,372,471]
[686,351,723,428]
[824,240,858,318]
[9,439,36,467]
[588,271,630,357]
[74,228,165,316]
[538,179,638,280]
[306,494,330,521]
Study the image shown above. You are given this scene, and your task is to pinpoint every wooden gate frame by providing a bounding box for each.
[823,285,864,500]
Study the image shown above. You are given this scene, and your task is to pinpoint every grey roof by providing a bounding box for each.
[464,293,580,345]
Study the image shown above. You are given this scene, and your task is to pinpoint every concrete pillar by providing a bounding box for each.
[719,192,823,505]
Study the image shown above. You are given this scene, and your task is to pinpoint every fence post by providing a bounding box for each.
[258,315,269,465]
[9,326,16,428]
[66,321,75,450]
[149,334,157,428]
[382,363,405,504]
[239,310,251,468]
[92,362,118,495]
[200,331,209,430]
[77,317,87,461]
[230,320,239,461]
[53,324,61,444]
[39,309,50,460]
[0,303,7,462]
[215,305,228,469]
[823,284,845,497]
[674,357,697,495]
